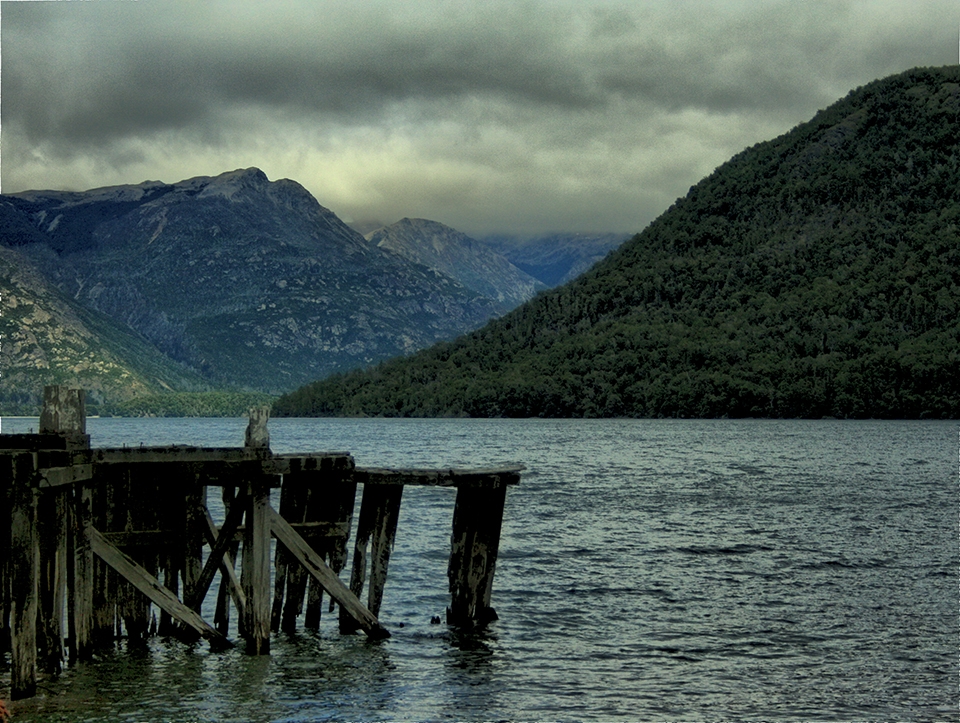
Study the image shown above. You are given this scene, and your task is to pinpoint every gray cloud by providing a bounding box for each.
[2,0,956,235]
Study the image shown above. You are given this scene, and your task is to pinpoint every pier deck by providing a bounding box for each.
[0,387,521,699]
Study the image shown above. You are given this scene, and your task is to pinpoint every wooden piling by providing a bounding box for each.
[242,476,272,654]
[37,485,67,672]
[68,481,94,662]
[0,447,11,659]
[446,480,510,627]
[341,483,403,633]
[9,451,39,699]
[38,385,87,668]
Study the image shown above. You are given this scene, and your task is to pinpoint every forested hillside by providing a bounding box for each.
[274,66,960,419]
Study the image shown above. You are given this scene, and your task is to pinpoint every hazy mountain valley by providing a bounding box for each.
[0,170,621,413]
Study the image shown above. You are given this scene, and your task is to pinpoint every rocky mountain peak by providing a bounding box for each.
[366,218,544,310]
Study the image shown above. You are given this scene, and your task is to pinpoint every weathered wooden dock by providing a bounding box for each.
[0,387,521,700]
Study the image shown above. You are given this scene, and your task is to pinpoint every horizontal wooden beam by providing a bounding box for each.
[92,446,271,465]
[40,464,93,488]
[355,466,524,487]
[0,433,89,451]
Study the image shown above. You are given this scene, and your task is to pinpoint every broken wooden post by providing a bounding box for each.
[39,386,87,444]
[446,478,510,627]
[245,406,270,449]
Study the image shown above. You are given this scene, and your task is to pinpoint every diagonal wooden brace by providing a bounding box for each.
[266,506,389,639]
[85,526,231,648]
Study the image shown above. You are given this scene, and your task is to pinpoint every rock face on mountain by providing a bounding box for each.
[1,168,502,396]
[274,66,960,419]
[0,244,209,413]
[477,232,630,287]
[365,218,545,311]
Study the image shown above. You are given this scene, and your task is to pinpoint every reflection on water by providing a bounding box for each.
[1,417,956,721]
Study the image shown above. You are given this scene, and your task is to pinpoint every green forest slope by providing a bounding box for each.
[274,66,960,419]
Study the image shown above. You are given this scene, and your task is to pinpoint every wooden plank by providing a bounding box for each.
[0,434,75,451]
[276,454,354,475]
[447,483,508,627]
[355,466,523,487]
[267,506,388,639]
[367,487,403,618]
[85,526,230,647]
[9,452,39,699]
[201,507,246,616]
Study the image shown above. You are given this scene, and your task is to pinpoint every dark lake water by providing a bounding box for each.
[2,417,957,721]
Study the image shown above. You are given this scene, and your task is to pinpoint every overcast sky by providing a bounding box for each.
[1,1,956,236]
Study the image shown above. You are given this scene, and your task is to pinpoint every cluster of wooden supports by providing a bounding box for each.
[0,388,521,700]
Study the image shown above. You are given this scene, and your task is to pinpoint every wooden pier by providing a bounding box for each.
[0,387,521,700]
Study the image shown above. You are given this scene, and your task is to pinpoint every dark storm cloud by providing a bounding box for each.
[2,0,956,234]
[5,1,596,146]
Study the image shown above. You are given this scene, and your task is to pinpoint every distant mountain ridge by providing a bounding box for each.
[0,168,532,407]
[365,218,545,311]
[274,66,960,419]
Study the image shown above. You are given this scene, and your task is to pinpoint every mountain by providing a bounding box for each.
[477,232,630,286]
[365,218,545,311]
[0,244,210,414]
[1,168,503,398]
[273,66,960,420]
